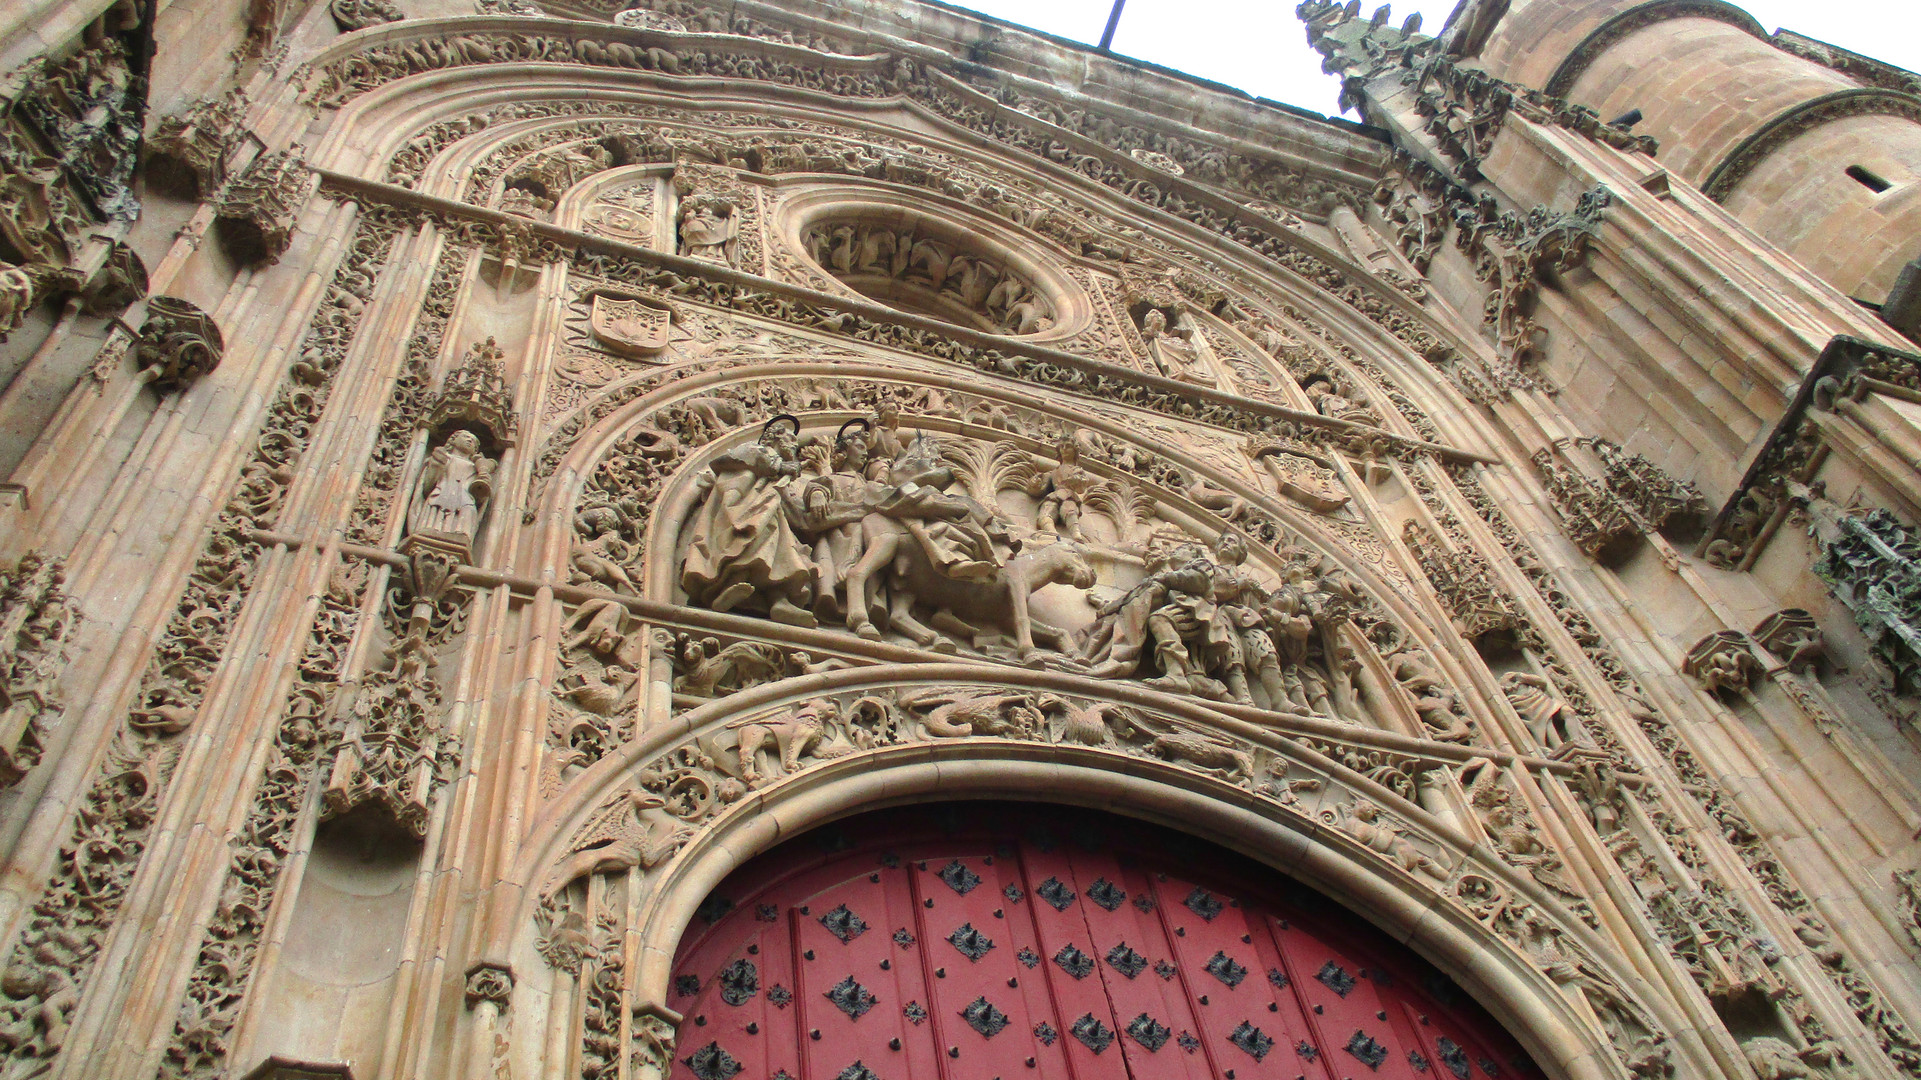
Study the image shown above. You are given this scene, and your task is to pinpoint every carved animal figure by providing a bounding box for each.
[1130,725,1252,784]
[563,598,634,658]
[1036,693,1125,747]
[730,700,851,783]
[675,637,785,696]
[897,688,1043,739]
[557,665,639,716]
[545,790,691,894]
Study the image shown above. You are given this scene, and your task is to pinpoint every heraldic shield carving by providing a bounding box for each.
[590,293,674,357]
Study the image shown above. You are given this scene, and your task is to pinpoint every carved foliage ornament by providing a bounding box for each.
[134,296,224,392]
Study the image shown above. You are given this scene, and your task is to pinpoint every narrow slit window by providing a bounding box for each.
[1847,165,1892,193]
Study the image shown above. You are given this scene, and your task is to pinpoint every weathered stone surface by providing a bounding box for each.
[0,2,1913,1080]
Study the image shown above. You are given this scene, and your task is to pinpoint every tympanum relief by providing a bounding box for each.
[646,401,1404,718]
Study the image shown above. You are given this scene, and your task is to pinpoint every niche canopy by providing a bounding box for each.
[797,206,1068,336]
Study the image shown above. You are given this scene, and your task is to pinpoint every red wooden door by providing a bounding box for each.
[669,803,1542,1080]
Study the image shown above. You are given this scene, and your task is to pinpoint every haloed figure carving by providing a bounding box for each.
[680,415,818,626]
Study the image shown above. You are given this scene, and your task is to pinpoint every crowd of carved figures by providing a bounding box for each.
[803,220,1057,334]
[549,384,1402,724]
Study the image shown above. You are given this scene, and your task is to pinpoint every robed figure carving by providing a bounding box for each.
[680,415,818,626]
[409,430,496,545]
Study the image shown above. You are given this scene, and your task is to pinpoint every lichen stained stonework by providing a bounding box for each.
[0,1,1917,1080]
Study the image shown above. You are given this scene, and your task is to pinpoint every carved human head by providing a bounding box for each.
[1054,434,1079,462]
[835,419,871,470]
[760,414,800,455]
[1140,308,1167,335]
[1214,530,1247,566]
[446,429,482,455]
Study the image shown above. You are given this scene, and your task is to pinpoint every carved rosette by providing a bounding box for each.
[465,962,515,1009]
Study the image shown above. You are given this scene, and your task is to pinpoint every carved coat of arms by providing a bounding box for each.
[589,294,673,357]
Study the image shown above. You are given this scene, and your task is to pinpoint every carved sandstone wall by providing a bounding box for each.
[0,1,1911,1080]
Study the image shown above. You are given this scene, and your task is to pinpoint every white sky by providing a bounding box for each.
[938,0,1921,119]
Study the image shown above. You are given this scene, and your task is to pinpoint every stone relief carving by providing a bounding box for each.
[1577,438,1705,532]
[1531,449,1638,558]
[304,32,1464,368]
[1429,463,1921,1072]
[674,192,740,267]
[672,167,759,270]
[533,680,1665,1079]
[160,558,369,1080]
[0,554,72,789]
[1455,187,1610,377]
[580,180,655,241]
[215,144,308,265]
[1401,520,1521,642]
[330,0,404,30]
[803,219,1056,334]
[1813,508,1921,699]
[0,263,35,343]
[663,412,1381,713]
[11,38,145,222]
[132,296,224,391]
[145,89,250,200]
[0,211,405,1080]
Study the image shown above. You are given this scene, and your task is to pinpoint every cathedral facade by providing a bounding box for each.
[0,0,1916,1078]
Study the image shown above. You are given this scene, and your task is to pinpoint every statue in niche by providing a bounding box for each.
[1139,307,1214,385]
[408,430,496,546]
[1027,435,1095,540]
[676,193,739,267]
[679,414,817,626]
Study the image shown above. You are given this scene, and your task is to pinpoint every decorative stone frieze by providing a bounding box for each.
[1701,335,1920,569]
[1813,509,1921,698]
[4,3,1919,1080]
[330,0,403,30]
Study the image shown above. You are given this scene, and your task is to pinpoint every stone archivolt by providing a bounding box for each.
[1,6,1918,1080]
